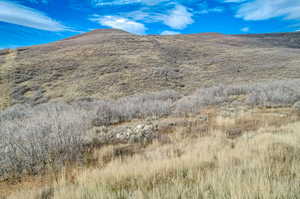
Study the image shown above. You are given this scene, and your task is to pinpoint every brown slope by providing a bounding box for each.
[0,29,300,109]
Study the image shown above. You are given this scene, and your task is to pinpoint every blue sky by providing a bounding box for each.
[1,0,300,49]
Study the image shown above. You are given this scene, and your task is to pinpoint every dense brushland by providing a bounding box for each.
[1,30,300,198]
[2,102,300,199]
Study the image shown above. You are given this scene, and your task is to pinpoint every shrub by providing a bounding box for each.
[92,90,181,126]
[0,90,181,180]
[245,80,300,106]
[174,79,300,115]
[93,100,121,126]
[0,103,33,123]
[0,102,90,180]
[1,79,299,180]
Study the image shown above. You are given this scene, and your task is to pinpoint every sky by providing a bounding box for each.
[1,0,300,49]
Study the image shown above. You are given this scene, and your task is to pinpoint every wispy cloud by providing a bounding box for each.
[90,3,194,32]
[162,4,194,29]
[0,1,68,31]
[24,0,49,4]
[88,0,167,7]
[223,0,246,2]
[226,0,300,21]
[161,30,180,35]
[241,27,249,32]
[90,15,147,34]
[196,7,224,15]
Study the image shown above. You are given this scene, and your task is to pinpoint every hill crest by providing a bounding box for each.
[0,30,300,109]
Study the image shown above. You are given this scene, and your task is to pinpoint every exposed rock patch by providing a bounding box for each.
[89,122,159,144]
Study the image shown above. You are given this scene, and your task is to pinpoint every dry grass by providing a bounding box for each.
[1,30,300,108]
[4,108,300,199]
[0,50,16,109]
[2,30,300,198]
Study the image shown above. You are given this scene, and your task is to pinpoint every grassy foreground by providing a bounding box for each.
[4,108,300,199]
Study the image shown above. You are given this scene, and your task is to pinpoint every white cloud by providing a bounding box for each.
[223,0,246,2]
[88,2,194,31]
[89,2,194,31]
[161,30,180,35]
[0,1,68,31]
[163,4,194,29]
[25,0,49,4]
[90,0,139,7]
[197,7,224,14]
[89,0,166,7]
[91,16,147,34]
[124,10,153,21]
[241,27,249,32]
[208,7,224,13]
[234,0,300,21]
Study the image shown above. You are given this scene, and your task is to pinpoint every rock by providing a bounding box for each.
[89,122,158,144]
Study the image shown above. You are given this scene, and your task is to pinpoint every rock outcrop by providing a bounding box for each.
[89,122,158,144]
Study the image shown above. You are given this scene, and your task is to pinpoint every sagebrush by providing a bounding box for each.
[1,79,300,180]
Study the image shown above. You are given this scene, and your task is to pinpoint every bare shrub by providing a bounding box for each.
[1,80,299,180]
[174,79,300,115]
[0,90,180,180]
[0,102,90,180]
[92,100,121,126]
[91,90,181,126]
[119,90,180,117]
[245,80,300,106]
[0,103,33,123]
[174,86,229,115]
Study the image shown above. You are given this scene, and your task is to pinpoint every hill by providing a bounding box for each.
[1,30,300,199]
[1,30,300,109]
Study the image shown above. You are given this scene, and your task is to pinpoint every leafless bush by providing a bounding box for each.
[174,79,300,115]
[0,90,180,180]
[92,100,122,126]
[0,103,33,123]
[0,102,91,180]
[1,80,299,180]
[245,80,300,106]
[174,86,231,115]
[91,90,181,126]
[118,90,180,119]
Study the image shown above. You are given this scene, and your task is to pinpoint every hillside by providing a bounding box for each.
[1,30,300,109]
[1,30,300,199]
